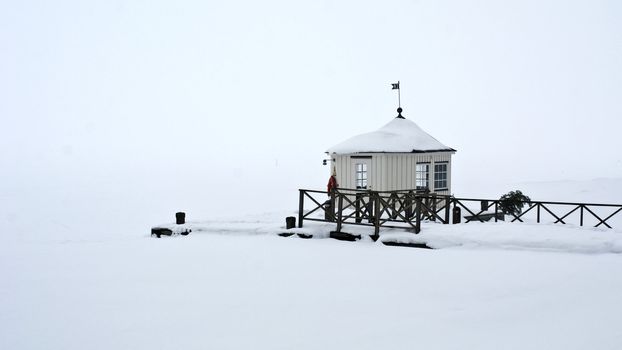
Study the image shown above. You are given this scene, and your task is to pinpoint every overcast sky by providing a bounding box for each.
[1,0,621,232]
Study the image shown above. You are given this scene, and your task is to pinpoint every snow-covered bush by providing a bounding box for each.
[498,190,531,215]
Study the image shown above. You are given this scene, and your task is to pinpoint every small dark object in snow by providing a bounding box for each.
[151,228,173,238]
[285,216,296,229]
[382,241,433,249]
[278,232,296,237]
[329,231,361,241]
[150,227,190,237]
[176,212,186,225]
[297,233,313,239]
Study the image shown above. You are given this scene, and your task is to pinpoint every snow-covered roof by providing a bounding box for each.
[327,113,456,154]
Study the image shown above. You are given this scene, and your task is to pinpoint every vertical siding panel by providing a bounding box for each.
[383,155,387,191]
[381,155,387,191]
[403,156,407,190]
[403,156,408,189]
[384,155,389,191]
[392,155,397,190]
[389,155,394,191]
[344,156,348,189]
[401,155,406,190]
[374,155,380,191]
[392,155,398,190]
[375,155,380,191]
[342,156,347,188]
[401,154,408,190]
[409,156,414,189]
[378,154,387,190]
[350,155,354,189]
[376,154,383,190]
[338,156,342,188]
[396,155,401,190]
[386,155,390,191]
[345,156,351,189]
[341,156,345,188]
[370,156,374,190]
[412,155,416,189]
[406,156,412,189]
[396,155,400,190]
[373,155,377,191]
[349,155,353,189]
[383,154,391,191]
[430,155,435,192]
[404,156,408,190]
[398,155,402,190]
[347,156,351,189]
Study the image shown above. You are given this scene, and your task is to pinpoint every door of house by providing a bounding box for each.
[351,157,371,190]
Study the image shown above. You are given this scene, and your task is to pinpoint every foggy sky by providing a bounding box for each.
[1,0,621,233]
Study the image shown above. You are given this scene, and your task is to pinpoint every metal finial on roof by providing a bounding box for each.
[396,107,404,119]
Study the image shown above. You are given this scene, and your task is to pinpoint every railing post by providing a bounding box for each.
[327,190,336,222]
[537,203,540,223]
[298,190,304,228]
[355,193,361,223]
[580,205,584,226]
[373,193,380,238]
[367,191,374,223]
[336,193,343,233]
[390,192,396,220]
[444,195,450,224]
[494,201,498,222]
[431,193,437,221]
[415,196,422,233]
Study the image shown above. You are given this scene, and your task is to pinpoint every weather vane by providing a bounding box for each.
[391,81,400,108]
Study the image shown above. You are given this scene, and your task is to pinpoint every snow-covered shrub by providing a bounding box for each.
[498,190,531,215]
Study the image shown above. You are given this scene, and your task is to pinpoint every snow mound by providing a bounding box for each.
[327,117,454,154]
[380,222,622,254]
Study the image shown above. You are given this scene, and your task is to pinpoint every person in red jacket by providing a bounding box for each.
[327,167,338,196]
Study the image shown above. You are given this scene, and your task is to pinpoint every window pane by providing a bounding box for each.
[355,162,368,189]
[432,162,447,190]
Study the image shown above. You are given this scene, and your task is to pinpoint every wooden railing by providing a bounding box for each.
[452,196,622,228]
[298,188,450,239]
[297,188,622,237]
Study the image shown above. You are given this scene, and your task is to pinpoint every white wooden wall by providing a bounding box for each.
[330,152,454,194]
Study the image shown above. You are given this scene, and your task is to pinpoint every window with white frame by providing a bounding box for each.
[416,163,429,190]
[355,163,368,189]
[434,162,448,190]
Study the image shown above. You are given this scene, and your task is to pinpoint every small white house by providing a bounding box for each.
[326,108,456,194]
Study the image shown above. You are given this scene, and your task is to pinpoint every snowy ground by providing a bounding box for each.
[2,179,622,349]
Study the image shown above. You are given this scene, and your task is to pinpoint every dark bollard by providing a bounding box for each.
[452,206,461,224]
[176,212,185,225]
[286,216,296,229]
